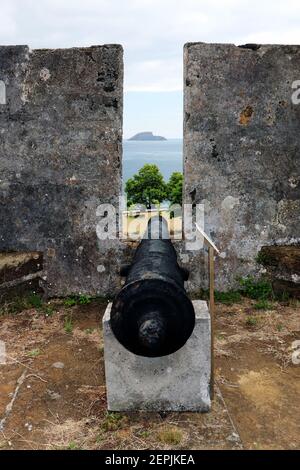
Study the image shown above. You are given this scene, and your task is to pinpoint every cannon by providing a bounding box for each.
[110,216,195,357]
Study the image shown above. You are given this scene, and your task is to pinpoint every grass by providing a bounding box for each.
[64,295,92,307]
[158,426,183,446]
[245,316,259,327]
[196,289,241,305]
[96,431,105,443]
[198,277,279,305]
[0,300,20,316]
[289,298,300,308]
[239,276,273,300]
[85,328,95,334]
[0,292,44,315]
[215,290,242,305]
[138,430,151,439]
[275,291,291,302]
[64,297,77,307]
[216,333,226,340]
[0,293,60,318]
[27,293,43,309]
[254,300,274,310]
[67,441,79,450]
[255,251,276,266]
[276,323,284,332]
[0,291,109,319]
[26,348,41,358]
[64,316,73,333]
[42,305,55,317]
[77,295,92,305]
[101,412,127,432]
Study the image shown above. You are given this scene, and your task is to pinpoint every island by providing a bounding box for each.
[128,132,167,141]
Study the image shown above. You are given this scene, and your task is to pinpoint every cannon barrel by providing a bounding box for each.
[110,216,195,357]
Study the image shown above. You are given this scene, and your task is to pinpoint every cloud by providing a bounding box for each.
[125,58,183,92]
[0,2,17,37]
[239,29,300,46]
[0,0,300,91]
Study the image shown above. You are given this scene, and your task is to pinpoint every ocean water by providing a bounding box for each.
[122,139,183,186]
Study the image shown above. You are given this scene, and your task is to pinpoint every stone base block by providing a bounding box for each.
[103,300,211,412]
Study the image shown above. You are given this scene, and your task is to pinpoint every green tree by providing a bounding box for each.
[125,164,167,209]
[167,172,183,206]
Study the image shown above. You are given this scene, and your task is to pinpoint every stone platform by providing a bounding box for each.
[103,300,211,412]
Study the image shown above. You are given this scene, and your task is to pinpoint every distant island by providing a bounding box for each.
[128,132,167,141]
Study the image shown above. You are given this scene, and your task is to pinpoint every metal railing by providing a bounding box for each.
[196,223,220,400]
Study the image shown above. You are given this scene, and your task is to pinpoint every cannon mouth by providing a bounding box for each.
[110,279,195,357]
[138,312,167,353]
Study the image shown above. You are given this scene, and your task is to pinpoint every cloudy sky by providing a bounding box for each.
[1,0,300,137]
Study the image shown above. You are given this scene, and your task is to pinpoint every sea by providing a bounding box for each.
[122,139,183,187]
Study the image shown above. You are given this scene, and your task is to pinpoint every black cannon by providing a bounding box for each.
[110,216,195,357]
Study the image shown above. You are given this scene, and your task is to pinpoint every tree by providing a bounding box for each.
[125,164,167,209]
[167,172,183,206]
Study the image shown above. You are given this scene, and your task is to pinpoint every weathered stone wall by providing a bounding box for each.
[0,45,123,297]
[184,43,300,292]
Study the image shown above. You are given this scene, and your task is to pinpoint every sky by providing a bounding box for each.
[1,0,300,137]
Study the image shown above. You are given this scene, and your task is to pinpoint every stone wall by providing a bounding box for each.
[184,43,300,292]
[0,45,123,297]
[2,42,300,297]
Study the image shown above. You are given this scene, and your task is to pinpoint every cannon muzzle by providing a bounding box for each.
[110,216,195,357]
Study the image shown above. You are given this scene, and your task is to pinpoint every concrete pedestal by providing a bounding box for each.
[103,300,211,412]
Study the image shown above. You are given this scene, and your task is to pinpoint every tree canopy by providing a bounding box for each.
[125,164,167,209]
[125,164,183,209]
[166,172,183,206]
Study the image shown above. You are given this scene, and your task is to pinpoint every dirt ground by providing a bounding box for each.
[0,297,299,450]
